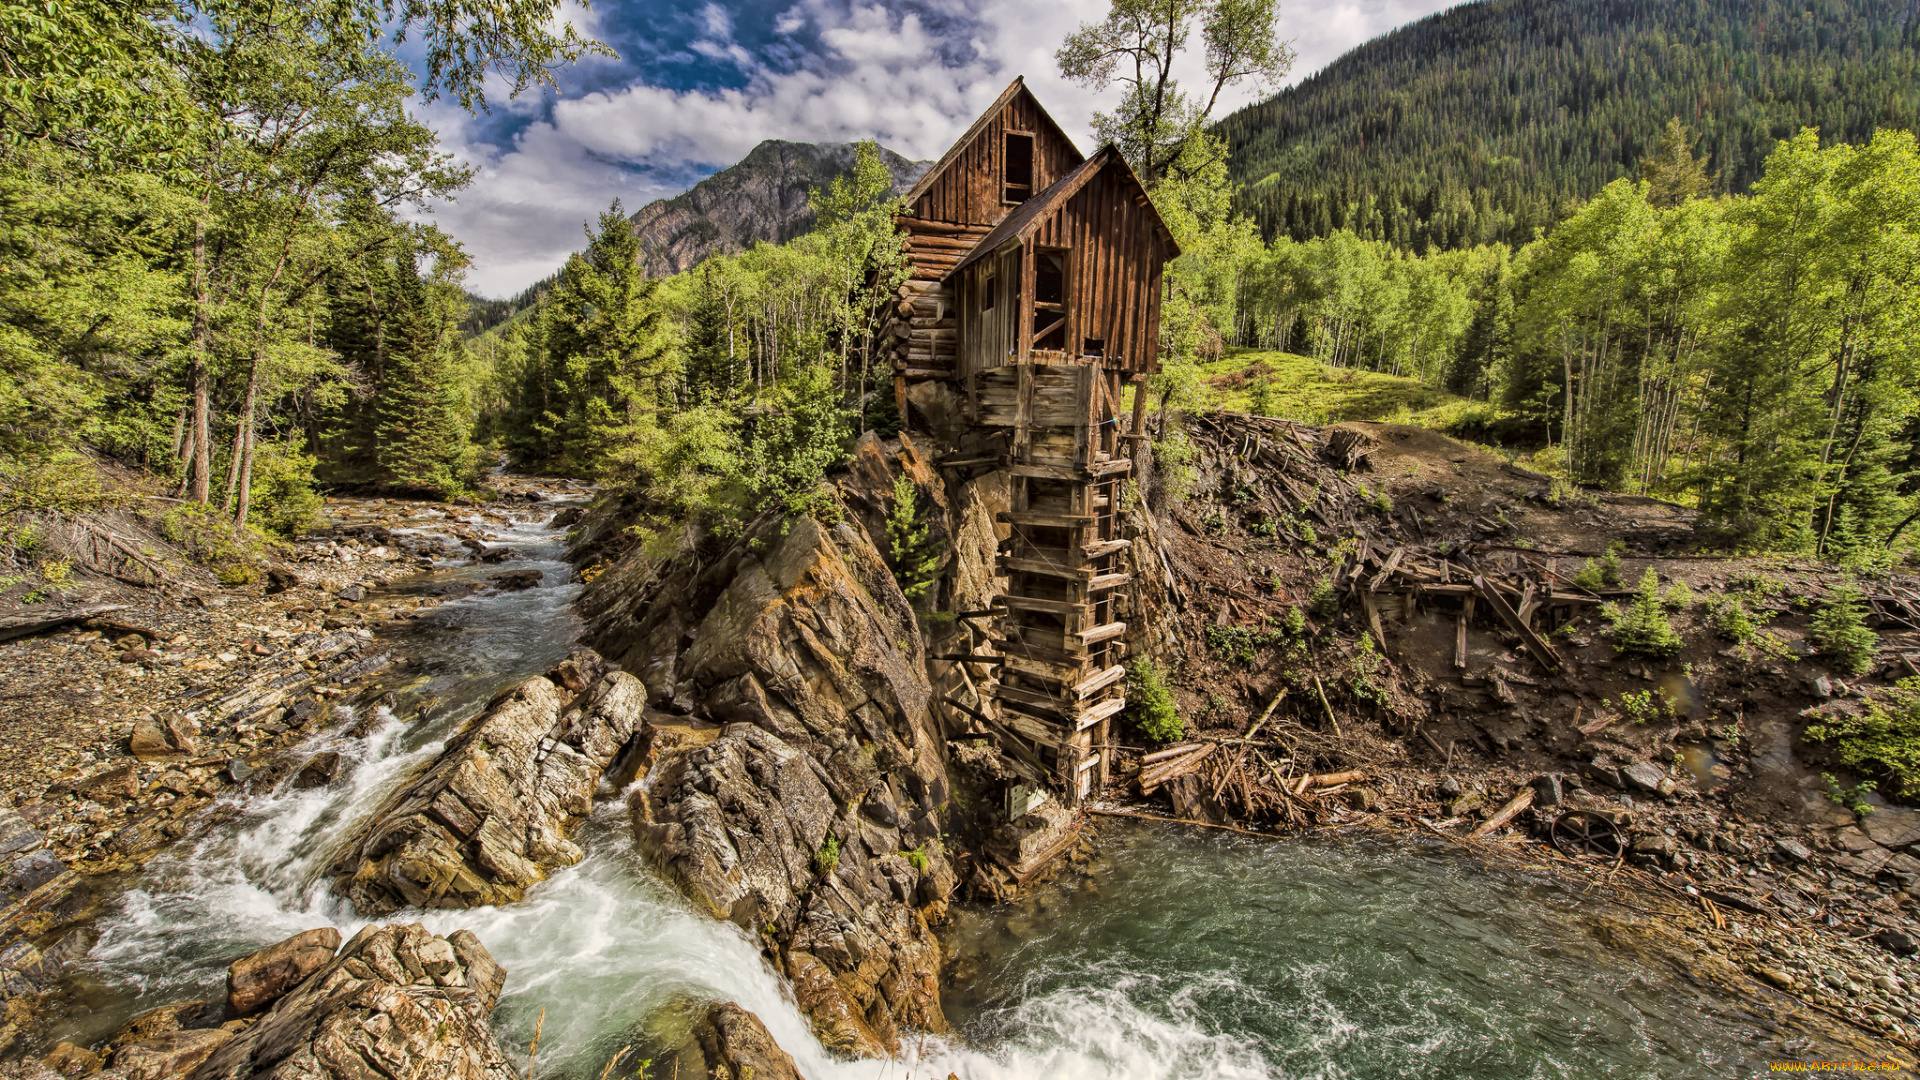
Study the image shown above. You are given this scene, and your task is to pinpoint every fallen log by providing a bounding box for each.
[1140,741,1205,765]
[1138,743,1215,793]
[0,603,131,643]
[1310,770,1366,788]
[1470,788,1536,838]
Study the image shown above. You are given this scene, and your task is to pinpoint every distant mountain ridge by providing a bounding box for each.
[460,139,931,335]
[1218,0,1920,250]
[629,139,931,277]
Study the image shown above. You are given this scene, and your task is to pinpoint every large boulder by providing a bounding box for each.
[583,468,959,1057]
[334,651,645,913]
[693,1002,806,1080]
[183,924,510,1080]
[226,927,341,1015]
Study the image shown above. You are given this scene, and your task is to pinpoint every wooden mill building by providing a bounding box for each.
[875,77,1179,805]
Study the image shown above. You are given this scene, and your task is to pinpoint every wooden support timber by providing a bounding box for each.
[981,361,1130,805]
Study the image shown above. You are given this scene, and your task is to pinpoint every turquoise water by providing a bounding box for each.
[930,822,1812,1079]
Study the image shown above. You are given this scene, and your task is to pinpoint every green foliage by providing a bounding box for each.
[1280,604,1306,638]
[1348,634,1387,705]
[0,452,126,517]
[1806,679,1920,798]
[1149,426,1197,508]
[886,474,940,604]
[903,844,930,873]
[814,835,841,876]
[160,503,266,584]
[1603,568,1684,658]
[1308,577,1340,618]
[1124,657,1184,743]
[1661,579,1694,611]
[1820,773,1878,817]
[246,441,323,538]
[1706,595,1758,644]
[1808,581,1879,676]
[1572,545,1624,590]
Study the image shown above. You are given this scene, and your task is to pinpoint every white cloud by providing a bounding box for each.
[428,0,1458,297]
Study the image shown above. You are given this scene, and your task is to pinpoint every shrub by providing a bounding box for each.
[161,504,267,585]
[1124,657,1184,743]
[1571,543,1624,590]
[814,835,841,876]
[1706,595,1757,643]
[1603,569,1683,658]
[1661,579,1694,611]
[1809,581,1878,676]
[1308,577,1340,618]
[1806,679,1920,798]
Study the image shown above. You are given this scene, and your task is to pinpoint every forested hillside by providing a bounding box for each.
[1218,0,1920,249]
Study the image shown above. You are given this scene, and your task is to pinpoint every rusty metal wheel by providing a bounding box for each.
[1550,810,1623,859]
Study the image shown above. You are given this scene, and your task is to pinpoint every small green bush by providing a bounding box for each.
[1603,569,1684,658]
[1281,605,1306,637]
[814,835,841,876]
[1809,581,1878,676]
[161,504,267,585]
[1571,543,1624,591]
[1806,679,1920,798]
[1124,657,1184,743]
[1706,595,1757,643]
[1309,577,1340,618]
[1661,580,1694,611]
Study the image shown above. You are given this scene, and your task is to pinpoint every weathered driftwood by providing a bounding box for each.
[1470,788,1536,838]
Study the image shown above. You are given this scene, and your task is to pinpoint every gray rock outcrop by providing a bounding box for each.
[335,651,645,913]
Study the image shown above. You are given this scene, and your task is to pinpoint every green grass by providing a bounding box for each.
[1189,349,1516,431]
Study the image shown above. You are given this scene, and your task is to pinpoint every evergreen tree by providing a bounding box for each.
[1640,118,1715,208]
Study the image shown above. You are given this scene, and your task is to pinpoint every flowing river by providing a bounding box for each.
[50,503,1814,1077]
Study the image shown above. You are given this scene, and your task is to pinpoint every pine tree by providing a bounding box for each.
[1640,118,1715,208]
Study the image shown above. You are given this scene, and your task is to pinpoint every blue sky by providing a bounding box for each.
[419,0,1460,296]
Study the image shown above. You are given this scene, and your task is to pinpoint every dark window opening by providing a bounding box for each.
[1034,250,1065,306]
[982,273,995,312]
[1003,132,1034,203]
[1082,337,1105,358]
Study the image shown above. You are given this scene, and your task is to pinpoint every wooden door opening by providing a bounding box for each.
[1031,247,1067,353]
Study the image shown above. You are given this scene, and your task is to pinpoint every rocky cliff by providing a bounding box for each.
[630,140,929,278]
[574,435,971,1059]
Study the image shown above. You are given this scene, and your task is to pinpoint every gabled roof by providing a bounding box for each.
[901,76,1085,209]
[945,145,1181,280]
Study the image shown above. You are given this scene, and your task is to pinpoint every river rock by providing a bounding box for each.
[0,808,45,856]
[129,713,198,762]
[227,926,342,1015]
[583,455,956,1056]
[184,924,512,1080]
[292,752,341,790]
[41,1042,101,1077]
[336,652,644,914]
[693,1002,806,1080]
[486,569,542,591]
[111,1029,234,1079]
[109,1001,218,1048]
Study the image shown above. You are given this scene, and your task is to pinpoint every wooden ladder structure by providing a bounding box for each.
[977,359,1134,804]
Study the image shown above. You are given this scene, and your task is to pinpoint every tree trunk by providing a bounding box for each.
[231,356,260,528]
[189,214,213,505]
